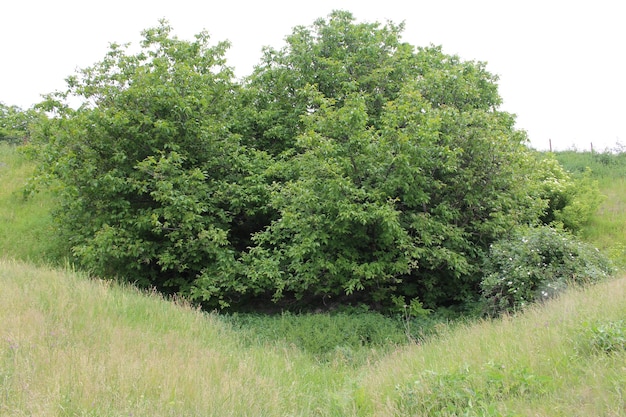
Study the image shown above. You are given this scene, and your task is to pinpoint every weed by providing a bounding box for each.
[396,363,549,416]
[579,320,626,355]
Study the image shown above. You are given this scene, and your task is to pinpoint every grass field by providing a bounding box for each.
[2,143,626,415]
[2,258,625,416]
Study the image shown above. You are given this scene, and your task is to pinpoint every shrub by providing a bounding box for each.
[30,13,595,312]
[481,226,614,315]
[0,103,45,144]
[531,154,603,233]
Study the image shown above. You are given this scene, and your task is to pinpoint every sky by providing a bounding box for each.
[1,0,624,152]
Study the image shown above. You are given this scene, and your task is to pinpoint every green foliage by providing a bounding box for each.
[554,167,603,232]
[529,153,604,233]
[0,102,45,144]
[29,21,271,307]
[579,320,626,355]
[552,149,626,269]
[481,226,614,315]
[227,310,408,360]
[28,11,607,312]
[240,10,546,309]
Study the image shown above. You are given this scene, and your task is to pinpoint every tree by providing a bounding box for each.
[31,21,271,307]
[31,12,597,312]
[240,11,547,309]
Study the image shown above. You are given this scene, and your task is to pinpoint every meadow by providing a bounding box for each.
[1,143,626,416]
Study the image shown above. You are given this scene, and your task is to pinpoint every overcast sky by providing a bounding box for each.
[1,0,624,151]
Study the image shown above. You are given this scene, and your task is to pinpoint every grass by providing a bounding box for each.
[0,259,354,416]
[0,143,67,263]
[2,143,626,415]
[553,150,626,269]
[2,259,625,416]
[357,276,626,416]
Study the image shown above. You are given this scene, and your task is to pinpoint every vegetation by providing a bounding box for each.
[0,143,67,263]
[2,258,625,416]
[0,102,45,144]
[0,14,626,417]
[480,225,614,316]
[553,149,626,269]
[24,12,608,312]
[1,10,625,414]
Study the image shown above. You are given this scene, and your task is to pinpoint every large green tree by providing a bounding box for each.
[32,12,589,311]
[240,11,545,308]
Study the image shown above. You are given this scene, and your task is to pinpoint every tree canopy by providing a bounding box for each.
[28,11,604,312]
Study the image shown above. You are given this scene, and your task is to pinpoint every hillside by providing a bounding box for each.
[2,258,625,416]
[553,149,626,269]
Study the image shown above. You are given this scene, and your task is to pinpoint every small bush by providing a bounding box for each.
[481,226,614,315]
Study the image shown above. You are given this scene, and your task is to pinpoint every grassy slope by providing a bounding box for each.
[0,143,65,263]
[2,259,625,416]
[2,144,626,415]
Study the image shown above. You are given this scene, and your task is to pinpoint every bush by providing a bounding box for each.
[0,103,45,144]
[29,13,599,312]
[481,226,614,315]
[530,154,603,233]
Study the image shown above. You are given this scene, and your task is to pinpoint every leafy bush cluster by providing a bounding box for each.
[481,226,614,315]
[578,320,626,355]
[531,154,604,233]
[25,11,609,312]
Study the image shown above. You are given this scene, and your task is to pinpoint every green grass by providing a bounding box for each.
[0,143,67,263]
[2,259,625,416]
[554,150,626,269]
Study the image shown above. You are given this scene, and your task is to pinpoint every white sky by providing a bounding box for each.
[1,0,624,151]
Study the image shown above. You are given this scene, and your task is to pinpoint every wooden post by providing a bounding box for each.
[549,138,552,152]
